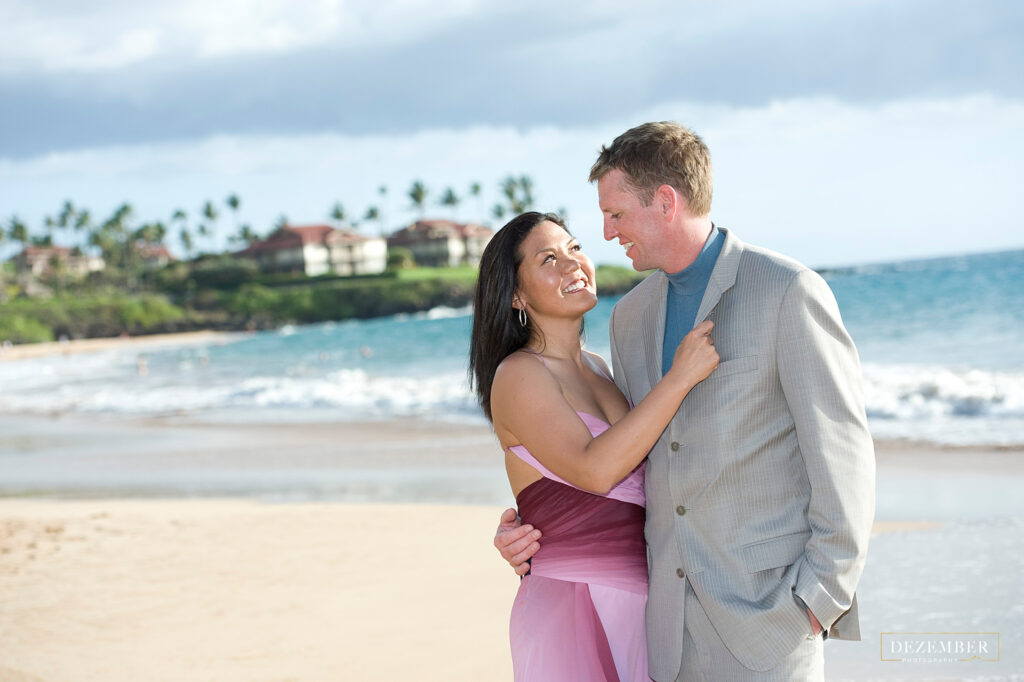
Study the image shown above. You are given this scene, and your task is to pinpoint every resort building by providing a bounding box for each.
[240,224,387,277]
[387,220,494,268]
[135,243,175,269]
[14,246,106,278]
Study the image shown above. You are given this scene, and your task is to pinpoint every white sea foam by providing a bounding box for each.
[3,341,1022,444]
[393,304,473,321]
[862,363,1024,445]
[0,354,480,421]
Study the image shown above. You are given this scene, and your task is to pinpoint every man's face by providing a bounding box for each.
[597,168,667,272]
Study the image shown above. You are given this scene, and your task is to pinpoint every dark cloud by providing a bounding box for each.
[2,0,1021,158]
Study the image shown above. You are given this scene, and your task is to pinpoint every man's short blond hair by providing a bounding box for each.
[589,121,713,216]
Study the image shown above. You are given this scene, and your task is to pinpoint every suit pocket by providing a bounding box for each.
[742,530,810,573]
[709,354,758,379]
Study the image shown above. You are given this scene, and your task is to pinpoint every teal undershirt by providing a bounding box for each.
[661,225,725,375]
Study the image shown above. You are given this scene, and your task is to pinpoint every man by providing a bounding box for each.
[495,121,875,680]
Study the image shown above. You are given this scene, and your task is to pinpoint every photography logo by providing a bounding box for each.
[881,632,999,663]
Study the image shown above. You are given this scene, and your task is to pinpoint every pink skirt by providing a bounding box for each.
[510,477,649,681]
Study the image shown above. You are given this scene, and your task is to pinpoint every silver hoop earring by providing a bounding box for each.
[518,307,528,327]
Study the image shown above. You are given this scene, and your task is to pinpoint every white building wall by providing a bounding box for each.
[303,244,330,276]
[446,237,466,267]
[356,238,387,274]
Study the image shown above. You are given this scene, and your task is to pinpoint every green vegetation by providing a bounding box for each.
[386,246,416,270]
[0,313,54,344]
[394,265,478,284]
[1,262,648,344]
[594,265,650,294]
[226,277,474,327]
[0,293,187,343]
[1,183,654,345]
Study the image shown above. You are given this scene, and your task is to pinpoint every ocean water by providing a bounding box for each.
[1,248,1022,446]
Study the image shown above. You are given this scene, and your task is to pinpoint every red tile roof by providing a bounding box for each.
[135,243,173,260]
[22,246,72,259]
[240,224,375,255]
[387,220,493,245]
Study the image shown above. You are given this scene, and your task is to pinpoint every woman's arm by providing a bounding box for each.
[492,321,718,494]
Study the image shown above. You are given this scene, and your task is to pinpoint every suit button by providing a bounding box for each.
[676,505,686,516]
[676,568,685,578]
[670,442,680,451]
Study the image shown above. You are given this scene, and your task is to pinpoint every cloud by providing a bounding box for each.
[2,0,1022,157]
[0,0,487,73]
[3,95,1021,269]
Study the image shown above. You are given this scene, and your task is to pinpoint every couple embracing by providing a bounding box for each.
[469,122,875,681]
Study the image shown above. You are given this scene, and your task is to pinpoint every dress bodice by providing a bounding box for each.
[507,411,646,508]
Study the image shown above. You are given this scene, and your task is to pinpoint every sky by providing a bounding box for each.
[1,0,1022,268]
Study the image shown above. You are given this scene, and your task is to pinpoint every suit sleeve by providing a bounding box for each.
[776,269,876,630]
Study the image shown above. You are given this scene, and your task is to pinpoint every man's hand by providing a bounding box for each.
[808,608,823,637]
[494,508,541,576]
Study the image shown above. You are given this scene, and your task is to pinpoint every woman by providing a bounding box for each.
[469,212,718,681]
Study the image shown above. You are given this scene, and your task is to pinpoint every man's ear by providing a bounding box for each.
[656,184,682,219]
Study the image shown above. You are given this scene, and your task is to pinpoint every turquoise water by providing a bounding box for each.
[2,248,1022,445]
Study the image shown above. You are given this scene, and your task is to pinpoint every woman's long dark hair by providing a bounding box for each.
[470,211,578,421]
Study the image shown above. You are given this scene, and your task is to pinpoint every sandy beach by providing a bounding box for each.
[0,499,520,682]
[2,330,1022,681]
[1,413,1022,681]
[0,499,993,682]
[0,330,239,363]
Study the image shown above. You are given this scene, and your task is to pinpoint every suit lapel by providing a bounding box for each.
[643,271,668,389]
[695,226,742,324]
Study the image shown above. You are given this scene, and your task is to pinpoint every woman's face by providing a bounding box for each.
[514,220,597,321]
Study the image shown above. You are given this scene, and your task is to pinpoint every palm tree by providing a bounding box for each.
[469,182,483,220]
[200,200,219,253]
[141,221,168,245]
[131,221,165,287]
[519,175,534,208]
[408,181,428,216]
[330,202,346,226]
[57,200,75,246]
[74,209,92,252]
[226,193,241,237]
[84,204,129,269]
[43,215,57,246]
[499,175,535,215]
[378,184,389,234]
[501,177,517,213]
[230,223,260,246]
[171,209,190,259]
[10,216,28,243]
[113,203,133,266]
[492,204,506,221]
[439,187,460,219]
[364,206,383,235]
[8,216,29,261]
[179,227,194,258]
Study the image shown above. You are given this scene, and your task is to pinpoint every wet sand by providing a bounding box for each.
[0,330,239,363]
[1,414,1022,680]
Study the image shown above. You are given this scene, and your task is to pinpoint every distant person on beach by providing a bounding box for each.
[470,211,720,680]
[492,122,875,681]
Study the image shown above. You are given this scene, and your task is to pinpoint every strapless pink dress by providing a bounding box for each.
[507,411,648,682]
